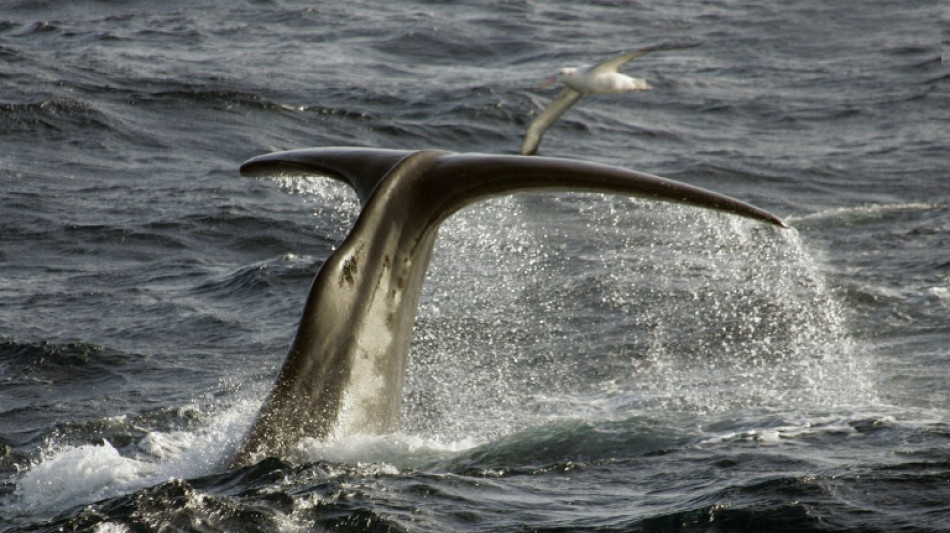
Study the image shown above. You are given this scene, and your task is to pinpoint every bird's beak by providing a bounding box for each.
[540,75,558,88]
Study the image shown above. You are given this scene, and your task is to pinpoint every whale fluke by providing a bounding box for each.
[239,147,417,206]
[231,147,785,468]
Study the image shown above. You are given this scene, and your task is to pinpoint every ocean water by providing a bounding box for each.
[1,0,948,531]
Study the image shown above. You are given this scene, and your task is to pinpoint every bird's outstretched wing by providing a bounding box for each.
[591,42,700,75]
[521,87,582,155]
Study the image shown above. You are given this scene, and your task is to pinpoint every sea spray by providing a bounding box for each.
[8,385,261,517]
[404,193,879,439]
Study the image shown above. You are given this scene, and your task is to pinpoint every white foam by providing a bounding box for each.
[93,522,132,533]
[9,392,261,517]
[927,285,950,301]
[289,432,481,471]
[15,442,149,511]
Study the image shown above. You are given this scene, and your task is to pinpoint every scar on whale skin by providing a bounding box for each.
[230,147,786,468]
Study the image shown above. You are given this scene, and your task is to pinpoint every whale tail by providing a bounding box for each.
[231,147,785,468]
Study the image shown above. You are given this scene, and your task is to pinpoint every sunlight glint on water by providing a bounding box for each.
[403,194,878,440]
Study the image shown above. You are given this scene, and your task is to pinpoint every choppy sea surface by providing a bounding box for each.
[2,1,948,531]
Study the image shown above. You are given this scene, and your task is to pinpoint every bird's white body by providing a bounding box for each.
[557,67,652,94]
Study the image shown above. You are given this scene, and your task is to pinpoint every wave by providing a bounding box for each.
[0,99,115,135]
[372,28,528,65]
[129,88,300,114]
[190,253,318,299]
[428,417,694,475]
[0,337,134,383]
[10,21,58,36]
[8,406,946,532]
[5,392,260,521]
[788,202,943,227]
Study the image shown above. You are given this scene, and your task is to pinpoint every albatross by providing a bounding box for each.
[521,43,698,156]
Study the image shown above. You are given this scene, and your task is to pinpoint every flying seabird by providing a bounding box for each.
[521,43,698,155]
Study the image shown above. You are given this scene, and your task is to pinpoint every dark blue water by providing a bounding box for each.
[2,1,948,531]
